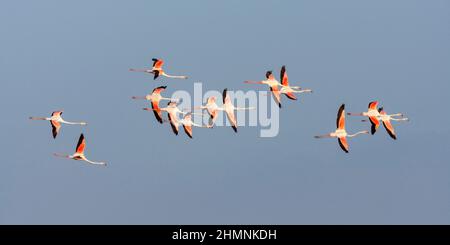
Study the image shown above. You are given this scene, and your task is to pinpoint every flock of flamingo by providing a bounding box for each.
[29,58,409,166]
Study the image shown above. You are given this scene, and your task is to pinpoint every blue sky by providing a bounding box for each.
[1,0,449,224]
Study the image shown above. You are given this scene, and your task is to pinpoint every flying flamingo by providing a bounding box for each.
[314,104,369,153]
[362,107,408,140]
[129,58,188,80]
[132,85,177,124]
[143,101,186,135]
[279,65,313,100]
[54,134,106,166]
[222,88,255,133]
[347,101,381,135]
[194,96,221,127]
[29,110,87,139]
[179,112,208,138]
[244,71,282,108]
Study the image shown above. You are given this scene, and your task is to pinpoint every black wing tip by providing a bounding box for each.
[337,104,345,127]
[222,88,228,103]
[232,126,238,133]
[278,103,282,108]
[371,125,377,135]
[153,71,160,80]
[338,138,349,153]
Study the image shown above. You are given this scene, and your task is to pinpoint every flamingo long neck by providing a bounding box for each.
[162,72,187,79]
[348,131,368,137]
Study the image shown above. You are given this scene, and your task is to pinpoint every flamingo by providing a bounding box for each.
[314,104,369,153]
[143,101,186,135]
[129,58,188,80]
[53,134,106,166]
[279,65,313,100]
[179,112,208,138]
[244,71,282,108]
[347,101,381,135]
[29,110,87,139]
[222,88,255,133]
[194,96,221,127]
[362,107,409,140]
[132,86,177,124]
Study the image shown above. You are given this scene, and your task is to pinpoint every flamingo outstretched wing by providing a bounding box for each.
[222,89,237,132]
[167,112,179,135]
[152,85,166,94]
[368,116,380,135]
[152,58,164,69]
[52,111,63,117]
[225,110,237,133]
[75,134,86,154]
[280,66,297,100]
[50,120,61,139]
[379,108,397,140]
[368,101,378,111]
[151,100,163,124]
[280,66,289,86]
[266,70,274,80]
[338,137,349,153]
[337,104,346,130]
[382,119,397,140]
[270,85,282,108]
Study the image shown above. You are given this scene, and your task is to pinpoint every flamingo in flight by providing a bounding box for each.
[179,112,208,138]
[194,96,221,127]
[222,88,255,133]
[132,85,177,124]
[347,101,381,135]
[143,101,186,135]
[129,58,188,80]
[362,107,409,140]
[378,107,409,140]
[244,71,282,108]
[314,104,369,153]
[54,134,106,166]
[279,65,312,100]
[29,111,87,139]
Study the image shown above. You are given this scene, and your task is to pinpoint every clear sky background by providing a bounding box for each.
[1,0,449,224]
